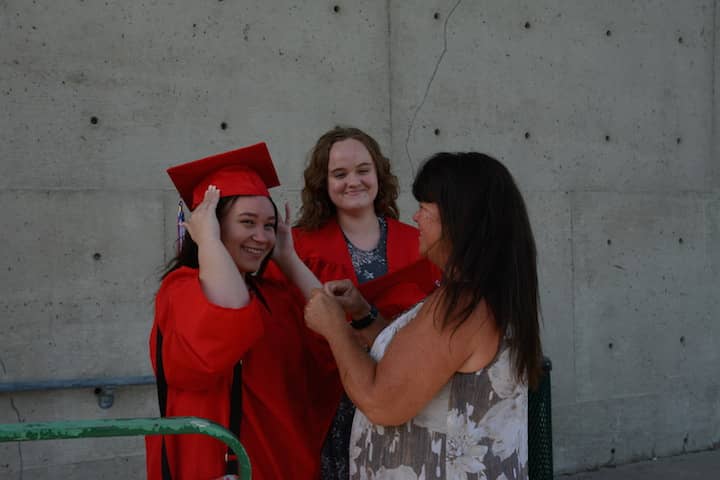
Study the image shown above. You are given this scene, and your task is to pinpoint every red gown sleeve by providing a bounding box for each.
[359,257,441,319]
[154,268,265,389]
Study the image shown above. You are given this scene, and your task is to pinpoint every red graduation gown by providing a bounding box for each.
[145,267,330,480]
[292,217,421,285]
[292,217,440,316]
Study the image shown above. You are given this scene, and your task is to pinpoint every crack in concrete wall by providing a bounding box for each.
[403,0,462,175]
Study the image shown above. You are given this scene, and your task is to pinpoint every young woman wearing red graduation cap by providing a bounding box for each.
[146,142,333,480]
[284,127,440,480]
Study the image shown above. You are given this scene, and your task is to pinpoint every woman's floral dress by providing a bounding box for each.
[349,302,528,480]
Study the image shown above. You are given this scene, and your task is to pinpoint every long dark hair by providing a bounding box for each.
[295,126,400,230]
[162,195,278,280]
[412,152,542,389]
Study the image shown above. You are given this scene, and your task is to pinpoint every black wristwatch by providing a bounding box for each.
[350,305,378,330]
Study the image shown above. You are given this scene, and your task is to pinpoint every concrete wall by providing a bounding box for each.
[1,0,718,477]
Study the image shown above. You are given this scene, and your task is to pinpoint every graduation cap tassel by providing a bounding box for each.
[176,200,186,255]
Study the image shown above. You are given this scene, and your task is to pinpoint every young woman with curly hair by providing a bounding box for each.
[289,126,438,480]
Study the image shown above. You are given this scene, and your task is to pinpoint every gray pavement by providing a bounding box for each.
[557,448,720,480]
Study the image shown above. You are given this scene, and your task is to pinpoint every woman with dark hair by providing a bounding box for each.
[305,151,542,479]
[146,143,333,479]
[287,126,438,479]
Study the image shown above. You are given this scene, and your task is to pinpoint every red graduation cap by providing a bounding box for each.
[167,142,280,209]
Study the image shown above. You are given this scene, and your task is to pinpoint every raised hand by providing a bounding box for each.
[183,185,221,247]
[272,202,296,266]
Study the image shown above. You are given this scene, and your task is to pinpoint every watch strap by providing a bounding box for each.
[350,304,378,330]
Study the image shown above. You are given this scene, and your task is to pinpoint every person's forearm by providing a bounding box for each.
[354,315,389,346]
[198,239,249,308]
[323,320,382,415]
[275,252,321,299]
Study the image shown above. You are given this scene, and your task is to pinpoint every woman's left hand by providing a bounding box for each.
[272,202,296,266]
[304,288,346,338]
[324,279,371,319]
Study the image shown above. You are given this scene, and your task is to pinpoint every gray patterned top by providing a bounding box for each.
[344,216,388,283]
[350,302,529,480]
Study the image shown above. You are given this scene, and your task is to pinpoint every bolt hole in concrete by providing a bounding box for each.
[676,137,682,144]
[524,132,530,139]
[607,239,612,245]
[605,135,610,142]
[608,342,613,349]
[333,5,340,13]
[90,116,99,125]
[221,122,228,130]
[434,128,440,136]
[92,252,102,261]
[606,29,612,36]
[434,12,440,20]
[678,237,683,244]
[678,36,683,44]
[524,21,530,29]
[611,448,616,455]
[680,336,685,344]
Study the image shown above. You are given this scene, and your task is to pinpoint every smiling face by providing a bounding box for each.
[326,138,379,215]
[219,196,276,274]
[412,201,448,267]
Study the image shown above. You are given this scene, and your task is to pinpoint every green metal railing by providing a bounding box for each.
[0,361,550,480]
[0,416,251,480]
[528,356,553,480]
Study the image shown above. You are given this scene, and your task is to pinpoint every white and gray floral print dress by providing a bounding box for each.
[349,302,528,480]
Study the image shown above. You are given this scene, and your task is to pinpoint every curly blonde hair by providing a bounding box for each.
[295,126,399,230]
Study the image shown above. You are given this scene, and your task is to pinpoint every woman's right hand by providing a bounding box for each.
[182,185,221,246]
[189,186,249,307]
[304,288,347,337]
